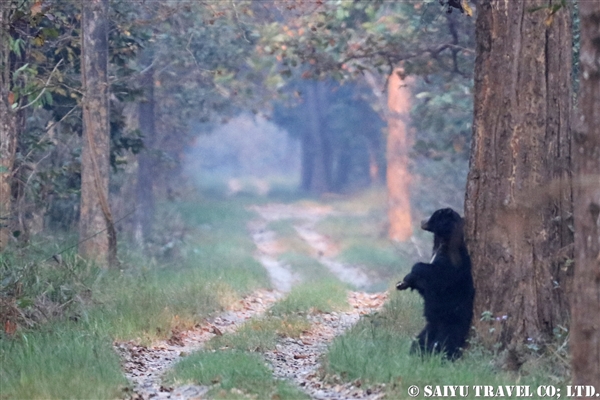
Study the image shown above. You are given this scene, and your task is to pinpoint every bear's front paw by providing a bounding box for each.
[396,281,409,290]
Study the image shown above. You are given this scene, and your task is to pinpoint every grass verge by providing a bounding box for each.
[165,350,308,399]
[279,251,338,282]
[170,278,350,397]
[0,325,126,399]
[208,315,311,352]
[323,291,569,398]
[0,196,271,399]
[270,279,349,315]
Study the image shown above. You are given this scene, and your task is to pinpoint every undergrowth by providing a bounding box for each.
[323,291,570,399]
[0,196,271,399]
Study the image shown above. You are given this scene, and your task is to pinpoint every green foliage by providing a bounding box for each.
[0,240,98,321]
[259,1,475,188]
[412,75,473,161]
[166,350,308,399]
[259,1,474,81]
[3,0,149,236]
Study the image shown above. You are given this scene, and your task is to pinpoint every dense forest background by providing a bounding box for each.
[1,0,599,398]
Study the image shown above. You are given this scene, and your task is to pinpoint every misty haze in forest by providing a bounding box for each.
[184,114,300,196]
[2,0,597,397]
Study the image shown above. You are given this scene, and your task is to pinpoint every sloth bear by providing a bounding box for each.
[396,208,474,360]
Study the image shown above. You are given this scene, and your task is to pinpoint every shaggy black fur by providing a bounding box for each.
[396,208,475,360]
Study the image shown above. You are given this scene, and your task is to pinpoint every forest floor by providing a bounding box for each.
[2,190,571,399]
[117,201,389,399]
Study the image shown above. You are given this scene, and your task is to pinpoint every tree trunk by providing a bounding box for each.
[386,68,412,242]
[571,1,600,388]
[465,0,573,351]
[367,139,381,185]
[0,3,17,251]
[136,62,156,244]
[306,80,329,194]
[79,0,117,267]
[334,139,351,191]
[300,132,313,192]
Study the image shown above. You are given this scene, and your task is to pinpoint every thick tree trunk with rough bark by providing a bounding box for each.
[465,0,573,352]
[386,68,412,242]
[0,3,17,251]
[571,1,600,388]
[79,0,117,267]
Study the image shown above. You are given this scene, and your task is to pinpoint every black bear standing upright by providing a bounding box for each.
[396,208,474,360]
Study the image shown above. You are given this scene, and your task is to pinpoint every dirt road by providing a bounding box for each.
[118,202,388,399]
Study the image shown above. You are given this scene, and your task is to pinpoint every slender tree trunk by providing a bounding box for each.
[465,0,573,352]
[300,132,313,192]
[0,3,17,250]
[79,0,117,267]
[363,70,385,186]
[306,80,328,194]
[571,1,600,387]
[136,62,156,244]
[386,68,412,242]
[367,139,381,185]
[334,139,351,191]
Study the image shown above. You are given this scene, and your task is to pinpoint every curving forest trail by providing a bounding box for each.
[117,202,389,399]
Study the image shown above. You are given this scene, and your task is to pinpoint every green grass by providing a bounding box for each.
[87,198,271,343]
[0,196,272,399]
[316,213,412,279]
[165,350,308,399]
[339,243,409,278]
[172,277,349,397]
[270,279,349,315]
[199,277,347,350]
[208,315,311,352]
[0,326,126,399]
[279,251,338,282]
[323,291,568,399]
[266,219,312,254]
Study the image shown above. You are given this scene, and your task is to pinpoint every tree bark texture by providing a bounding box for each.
[79,0,117,267]
[465,0,573,350]
[386,68,413,242]
[0,3,17,251]
[571,1,600,388]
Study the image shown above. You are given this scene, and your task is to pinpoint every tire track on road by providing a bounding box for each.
[249,203,388,400]
[115,290,281,399]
